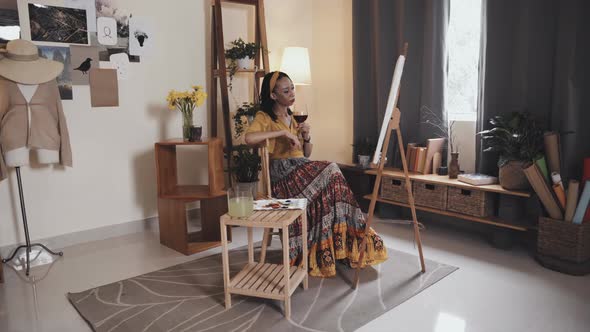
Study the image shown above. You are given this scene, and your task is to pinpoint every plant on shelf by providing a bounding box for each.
[166,85,207,140]
[224,38,259,91]
[352,137,377,168]
[478,111,544,190]
[233,102,261,139]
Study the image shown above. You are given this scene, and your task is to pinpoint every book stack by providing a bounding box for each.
[406,138,445,174]
[457,173,498,186]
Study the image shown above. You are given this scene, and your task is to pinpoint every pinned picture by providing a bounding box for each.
[89,68,118,107]
[107,52,129,80]
[69,45,99,85]
[28,3,89,44]
[0,1,20,44]
[94,0,139,62]
[129,16,153,56]
[96,16,117,45]
[38,46,73,100]
[64,0,97,32]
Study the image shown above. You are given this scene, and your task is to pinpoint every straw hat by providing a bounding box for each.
[0,39,63,84]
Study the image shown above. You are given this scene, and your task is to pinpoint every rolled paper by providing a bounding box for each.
[583,158,590,221]
[551,172,565,192]
[564,180,580,222]
[433,152,442,175]
[534,155,550,183]
[544,132,560,174]
[552,183,566,210]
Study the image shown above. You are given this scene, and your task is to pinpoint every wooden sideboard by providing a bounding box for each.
[155,138,231,255]
[363,168,533,231]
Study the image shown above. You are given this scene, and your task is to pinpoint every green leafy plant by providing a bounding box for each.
[225,38,260,91]
[229,145,262,183]
[225,38,259,60]
[477,112,544,167]
[233,102,261,139]
[352,137,377,156]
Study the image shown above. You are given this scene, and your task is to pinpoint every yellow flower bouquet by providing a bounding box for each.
[166,85,207,140]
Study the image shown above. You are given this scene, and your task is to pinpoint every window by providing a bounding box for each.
[446,0,483,122]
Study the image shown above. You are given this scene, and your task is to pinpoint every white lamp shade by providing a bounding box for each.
[280,47,312,85]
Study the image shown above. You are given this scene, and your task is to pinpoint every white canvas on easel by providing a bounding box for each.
[355,44,426,288]
[373,55,405,165]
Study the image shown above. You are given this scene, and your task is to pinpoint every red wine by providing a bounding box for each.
[294,115,308,123]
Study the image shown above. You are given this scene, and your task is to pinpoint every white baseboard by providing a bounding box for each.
[0,208,201,258]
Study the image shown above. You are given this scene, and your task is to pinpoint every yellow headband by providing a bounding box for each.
[269,71,280,96]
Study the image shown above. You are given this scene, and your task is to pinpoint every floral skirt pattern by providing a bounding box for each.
[270,158,388,278]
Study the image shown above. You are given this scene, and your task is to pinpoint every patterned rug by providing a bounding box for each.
[68,245,457,332]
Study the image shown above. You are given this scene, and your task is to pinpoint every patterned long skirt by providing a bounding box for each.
[270,158,388,278]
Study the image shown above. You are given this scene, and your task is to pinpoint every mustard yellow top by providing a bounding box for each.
[246,111,304,159]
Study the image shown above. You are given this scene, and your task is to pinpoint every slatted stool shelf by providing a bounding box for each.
[220,209,308,319]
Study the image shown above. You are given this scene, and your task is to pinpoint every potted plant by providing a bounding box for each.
[478,112,544,190]
[225,38,259,91]
[353,137,377,168]
[229,144,262,197]
[233,102,261,139]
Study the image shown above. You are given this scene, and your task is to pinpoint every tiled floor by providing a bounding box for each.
[0,218,589,332]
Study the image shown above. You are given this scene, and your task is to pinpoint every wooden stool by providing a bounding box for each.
[220,209,308,319]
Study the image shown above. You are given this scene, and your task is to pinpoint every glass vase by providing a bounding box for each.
[182,111,193,141]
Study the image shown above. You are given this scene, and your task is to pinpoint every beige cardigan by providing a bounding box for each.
[0,78,72,181]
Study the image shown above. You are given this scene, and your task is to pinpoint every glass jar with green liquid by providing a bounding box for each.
[227,187,253,218]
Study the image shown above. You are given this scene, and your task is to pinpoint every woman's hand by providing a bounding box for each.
[298,122,311,140]
[283,130,302,150]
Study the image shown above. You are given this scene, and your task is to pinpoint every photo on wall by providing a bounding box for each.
[0,0,20,45]
[69,44,99,85]
[128,15,153,56]
[28,3,89,44]
[94,0,139,62]
[38,46,73,100]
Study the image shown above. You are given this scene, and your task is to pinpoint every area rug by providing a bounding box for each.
[68,246,457,332]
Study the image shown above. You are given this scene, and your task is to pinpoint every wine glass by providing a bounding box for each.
[293,107,308,124]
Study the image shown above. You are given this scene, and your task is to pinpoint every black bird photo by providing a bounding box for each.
[74,58,92,74]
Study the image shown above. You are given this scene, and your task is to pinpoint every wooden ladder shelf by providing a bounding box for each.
[209,0,270,165]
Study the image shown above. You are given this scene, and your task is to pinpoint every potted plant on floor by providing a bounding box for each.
[353,137,377,169]
[229,144,262,198]
[233,101,261,139]
[478,112,544,190]
[225,38,259,91]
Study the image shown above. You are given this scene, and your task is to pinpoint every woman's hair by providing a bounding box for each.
[260,71,292,122]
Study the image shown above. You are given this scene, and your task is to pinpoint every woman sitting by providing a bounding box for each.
[245,71,387,278]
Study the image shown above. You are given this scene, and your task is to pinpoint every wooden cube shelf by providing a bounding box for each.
[155,138,231,255]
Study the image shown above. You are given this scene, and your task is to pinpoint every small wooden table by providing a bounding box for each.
[220,209,308,319]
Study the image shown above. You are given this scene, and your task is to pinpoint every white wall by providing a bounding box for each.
[0,0,354,247]
[0,0,210,247]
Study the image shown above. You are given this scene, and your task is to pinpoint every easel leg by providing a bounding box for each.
[396,129,426,272]
[2,168,63,276]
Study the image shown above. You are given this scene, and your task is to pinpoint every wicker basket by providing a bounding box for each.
[381,177,410,203]
[447,187,495,217]
[413,181,447,210]
[537,217,590,263]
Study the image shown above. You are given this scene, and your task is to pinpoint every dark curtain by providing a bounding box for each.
[477,0,590,181]
[353,0,449,165]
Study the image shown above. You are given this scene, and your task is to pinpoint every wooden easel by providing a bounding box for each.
[210,0,270,165]
[354,44,426,288]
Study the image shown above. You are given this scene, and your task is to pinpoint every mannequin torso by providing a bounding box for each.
[4,84,60,167]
